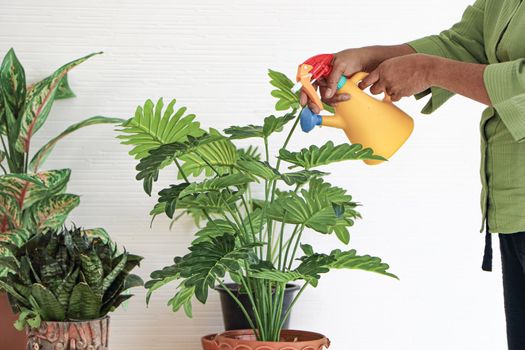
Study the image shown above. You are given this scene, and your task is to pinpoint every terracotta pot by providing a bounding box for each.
[26,316,110,350]
[201,333,219,350]
[214,329,330,350]
[0,292,27,350]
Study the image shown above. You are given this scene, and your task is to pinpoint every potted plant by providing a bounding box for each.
[0,48,123,348]
[119,70,397,349]
[0,226,143,349]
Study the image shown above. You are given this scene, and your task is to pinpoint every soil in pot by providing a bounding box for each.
[215,283,300,331]
[215,329,330,350]
[26,316,110,350]
[0,292,27,350]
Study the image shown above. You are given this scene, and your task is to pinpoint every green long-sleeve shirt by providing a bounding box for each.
[408,0,525,234]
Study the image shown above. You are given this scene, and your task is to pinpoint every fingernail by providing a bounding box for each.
[341,94,350,101]
[325,88,333,98]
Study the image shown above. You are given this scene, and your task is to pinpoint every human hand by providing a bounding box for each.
[359,54,435,102]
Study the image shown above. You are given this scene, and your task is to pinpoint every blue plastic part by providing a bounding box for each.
[300,107,322,133]
[337,76,347,90]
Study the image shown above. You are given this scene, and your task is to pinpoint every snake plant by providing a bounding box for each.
[119,70,397,341]
[0,226,143,329]
[0,48,123,257]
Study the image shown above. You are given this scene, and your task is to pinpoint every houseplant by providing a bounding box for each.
[0,48,123,347]
[0,226,143,349]
[119,70,397,349]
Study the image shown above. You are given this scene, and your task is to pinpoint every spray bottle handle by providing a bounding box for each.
[349,72,392,103]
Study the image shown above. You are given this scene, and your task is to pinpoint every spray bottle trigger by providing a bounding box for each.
[300,108,322,133]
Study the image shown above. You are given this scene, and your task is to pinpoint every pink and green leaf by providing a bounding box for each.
[0,48,26,114]
[16,52,102,153]
[30,116,124,171]
[29,193,80,230]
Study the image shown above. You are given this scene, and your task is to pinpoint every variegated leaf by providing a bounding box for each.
[30,116,124,171]
[0,48,26,113]
[29,194,80,230]
[55,74,75,100]
[0,192,21,232]
[16,52,101,153]
[0,169,71,210]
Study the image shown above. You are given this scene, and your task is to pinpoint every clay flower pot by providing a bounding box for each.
[0,292,27,349]
[26,316,110,350]
[201,333,219,350]
[214,329,330,350]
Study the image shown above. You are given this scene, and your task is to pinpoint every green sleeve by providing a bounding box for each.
[484,59,525,142]
[407,0,487,114]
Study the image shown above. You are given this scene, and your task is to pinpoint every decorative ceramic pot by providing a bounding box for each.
[215,283,300,330]
[214,329,330,350]
[0,292,27,350]
[26,316,110,350]
[201,333,219,350]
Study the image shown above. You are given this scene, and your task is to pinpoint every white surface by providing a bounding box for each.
[1,0,505,349]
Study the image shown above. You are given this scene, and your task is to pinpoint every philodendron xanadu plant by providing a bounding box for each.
[0,49,123,251]
[119,70,397,341]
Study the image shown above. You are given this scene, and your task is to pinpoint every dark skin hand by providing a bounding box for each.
[301,44,491,113]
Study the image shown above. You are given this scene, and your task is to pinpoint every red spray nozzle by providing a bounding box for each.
[294,54,335,110]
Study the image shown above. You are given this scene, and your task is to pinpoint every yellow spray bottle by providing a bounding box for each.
[294,54,414,165]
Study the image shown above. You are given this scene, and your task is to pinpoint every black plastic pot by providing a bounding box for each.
[215,283,300,331]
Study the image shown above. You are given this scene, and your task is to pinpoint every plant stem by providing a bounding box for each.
[238,274,266,340]
[287,226,304,270]
[281,224,299,270]
[0,162,7,175]
[218,280,257,331]
[278,282,309,330]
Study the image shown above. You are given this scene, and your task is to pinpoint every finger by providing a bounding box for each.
[307,101,321,114]
[324,59,347,99]
[359,70,379,90]
[300,90,308,106]
[325,93,351,105]
[391,95,401,102]
[369,82,386,96]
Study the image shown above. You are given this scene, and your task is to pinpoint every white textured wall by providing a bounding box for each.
[1,0,505,349]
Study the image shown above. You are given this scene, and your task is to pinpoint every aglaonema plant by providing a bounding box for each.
[0,49,123,250]
[119,70,397,341]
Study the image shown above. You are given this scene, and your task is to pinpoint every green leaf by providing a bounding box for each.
[224,112,296,140]
[236,159,280,181]
[29,194,79,230]
[178,129,238,179]
[192,219,237,243]
[135,133,223,195]
[123,274,144,291]
[16,52,102,153]
[281,170,328,186]
[102,253,127,293]
[300,244,314,256]
[179,173,252,197]
[268,69,300,111]
[67,282,101,320]
[55,74,75,100]
[250,269,306,284]
[157,183,190,218]
[29,116,124,171]
[176,189,244,212]
[118,98,205,160]
[179,234,258,303]
[267,179,358,235]
[279,141,386,170]
[80,251,104,295]
[328,249,398,279]
[82,227,111,244]
[31,283,66,321]
[55,268,80,308]
[168,284,195,317]
[0,48,26,114]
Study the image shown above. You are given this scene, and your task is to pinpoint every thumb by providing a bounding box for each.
[359,70,379,90]
[324,60,347,99]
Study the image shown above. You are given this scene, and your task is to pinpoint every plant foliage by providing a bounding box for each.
[119,70,397,342]
[0,227,143,329]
